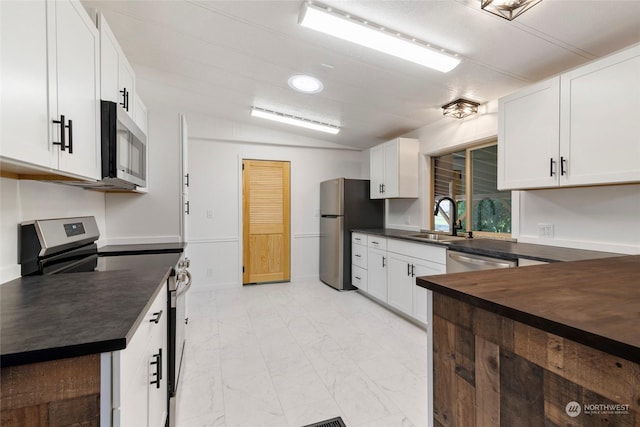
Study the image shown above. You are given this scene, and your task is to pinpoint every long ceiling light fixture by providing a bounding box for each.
[299,2,461,73]
[480,0,542,21]
[250,107,340,135]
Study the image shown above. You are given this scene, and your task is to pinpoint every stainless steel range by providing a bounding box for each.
[18,216,191,426]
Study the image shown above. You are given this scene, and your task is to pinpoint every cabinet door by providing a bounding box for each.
[412,259,444,324]
[387,253,412,316]
[370,144,385,198]
[0,1,52,168]
[560,45,640,186]
[98,13,120,104]
[148,294,168,427]
[367,248,387,302]
[135,93,148,135]
[394,138,419,198]
[383,141,400,198]
[498,77,560,190]
[119,54,136,118]
[53,0,101,180]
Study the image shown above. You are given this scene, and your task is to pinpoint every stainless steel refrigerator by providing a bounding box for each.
[320,178,384,290]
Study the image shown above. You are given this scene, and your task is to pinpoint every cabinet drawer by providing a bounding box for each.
[367,235,387,250]
[387,238,446,265]
[137,287,168,347]
[352,232,367,245]
[351,265,367,291]
[352,244,368,268]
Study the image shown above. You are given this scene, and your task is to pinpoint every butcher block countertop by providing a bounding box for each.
[416,255,640,362]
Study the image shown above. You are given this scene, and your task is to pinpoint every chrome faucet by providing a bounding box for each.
[434,197,461,236]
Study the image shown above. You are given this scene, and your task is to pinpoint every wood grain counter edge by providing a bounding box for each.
[416,256,640,363]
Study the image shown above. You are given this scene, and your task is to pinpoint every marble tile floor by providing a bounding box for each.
[175,279,429,427]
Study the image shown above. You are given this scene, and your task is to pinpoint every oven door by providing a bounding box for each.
[168,267,191,427]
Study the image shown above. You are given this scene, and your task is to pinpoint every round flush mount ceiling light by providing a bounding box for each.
[288,74,324,94]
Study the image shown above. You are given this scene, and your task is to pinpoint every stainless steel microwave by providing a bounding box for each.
[100,100,146,189]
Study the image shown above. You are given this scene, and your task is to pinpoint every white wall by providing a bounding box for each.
[185,112,367,291]
[0,178,106,283]
[517,185,640,254]
[104,109,183,244]
[396,100,639,254]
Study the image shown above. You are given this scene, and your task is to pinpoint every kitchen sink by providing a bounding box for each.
[409,233,466,243]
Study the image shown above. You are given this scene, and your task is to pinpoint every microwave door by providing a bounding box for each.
[117,130,130,176]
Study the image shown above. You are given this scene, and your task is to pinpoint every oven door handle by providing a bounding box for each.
[176,270,192,296]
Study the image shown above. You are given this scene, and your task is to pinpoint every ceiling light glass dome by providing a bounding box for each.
[288,74,324,94]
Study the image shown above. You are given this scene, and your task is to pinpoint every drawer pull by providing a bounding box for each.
[150,310,163,324]
[355,254,361,258]
[150,349,162,388]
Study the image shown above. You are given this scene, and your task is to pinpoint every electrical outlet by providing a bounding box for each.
[404,215,411,225]
[206,209,214,219]
[537,223,554,237]
[206,268,213,277]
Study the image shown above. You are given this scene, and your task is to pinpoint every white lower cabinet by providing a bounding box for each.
[353,234,446,326]
[387,254,414,315]
[387,240,445,324]
[351,265,368,292]
[367,247,388,302]
[107,283,168,427]
[411,261,442,324]
[351,233,368,290]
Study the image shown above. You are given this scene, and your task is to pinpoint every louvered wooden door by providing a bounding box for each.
[242,160,291,284]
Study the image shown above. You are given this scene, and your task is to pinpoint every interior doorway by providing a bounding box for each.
[242,159,291,285]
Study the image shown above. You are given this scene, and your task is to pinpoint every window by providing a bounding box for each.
[432,142,511,236]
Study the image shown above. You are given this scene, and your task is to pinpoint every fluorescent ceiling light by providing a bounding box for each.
[251,107,340,134]
[288,74,324,94]
[299,2,460,73]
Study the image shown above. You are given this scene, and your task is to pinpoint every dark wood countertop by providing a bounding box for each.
[0,252,181,367]
[416,255,640,362]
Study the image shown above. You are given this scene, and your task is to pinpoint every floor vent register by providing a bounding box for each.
[302,416,347,427]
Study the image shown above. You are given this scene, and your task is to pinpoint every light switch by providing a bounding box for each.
[206,209,214,219]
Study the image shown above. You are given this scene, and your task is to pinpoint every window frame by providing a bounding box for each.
[429,140,512,239]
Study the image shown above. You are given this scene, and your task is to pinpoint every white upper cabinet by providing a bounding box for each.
[370,138,419,199]
[1,0,100,180]
[1,0,51,169]
[52,0,101,180]
[559,45,640,187]
[498,77,560,190]
[97,12,136,120]
[134,93,148,135]
[498,44,640,190]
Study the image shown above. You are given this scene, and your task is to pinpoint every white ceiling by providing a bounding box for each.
[82,0,640,149]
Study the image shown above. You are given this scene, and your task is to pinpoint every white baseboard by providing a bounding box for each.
[0,264,21,284]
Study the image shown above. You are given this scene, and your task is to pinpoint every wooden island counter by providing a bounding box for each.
[416,255,639,427]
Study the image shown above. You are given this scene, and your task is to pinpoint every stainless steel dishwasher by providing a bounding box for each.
[447,250,517,272]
